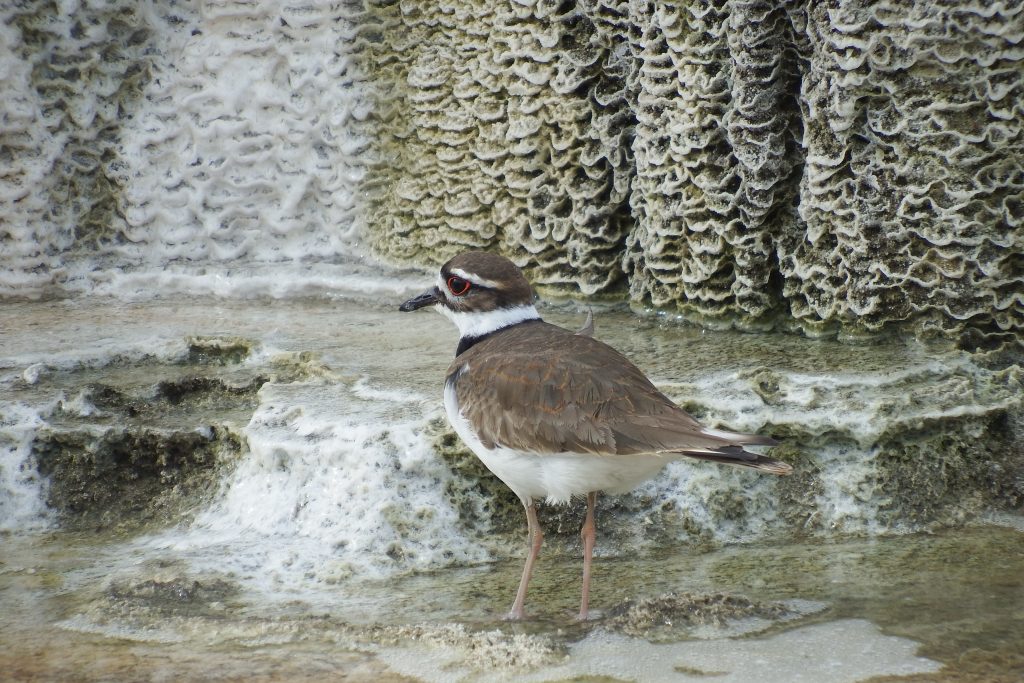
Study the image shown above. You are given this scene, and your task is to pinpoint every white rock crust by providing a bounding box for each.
[0,0,372,296]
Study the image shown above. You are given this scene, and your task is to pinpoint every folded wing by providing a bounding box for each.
[448,323,791,475]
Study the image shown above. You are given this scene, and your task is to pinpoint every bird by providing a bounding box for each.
[399,251,791,620]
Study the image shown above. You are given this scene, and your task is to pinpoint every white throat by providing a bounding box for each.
[436,303,540,339]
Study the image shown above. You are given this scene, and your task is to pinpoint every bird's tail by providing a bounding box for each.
[638,422,791,475]
[679,428,792,475]
[683,447,793,476]
[698,426,778,448]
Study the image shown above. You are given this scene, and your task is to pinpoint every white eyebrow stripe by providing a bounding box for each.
[449,267,502,289]
[436,273,454,302]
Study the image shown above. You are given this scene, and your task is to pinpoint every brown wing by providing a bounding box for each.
[447,321,759,457]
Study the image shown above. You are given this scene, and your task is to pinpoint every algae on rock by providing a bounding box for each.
[365,0,636,295]
[16,334,337,533]
[364,0,1023,346]
[32,425,244,532]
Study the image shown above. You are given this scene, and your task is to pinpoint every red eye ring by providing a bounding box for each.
[447,276,471,296]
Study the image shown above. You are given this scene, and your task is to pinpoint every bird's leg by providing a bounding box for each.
[508,497,542,620]
[578,491,597,621]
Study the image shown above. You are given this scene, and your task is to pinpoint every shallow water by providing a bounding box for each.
[1,297,1022,681]
[1,524,1022,681]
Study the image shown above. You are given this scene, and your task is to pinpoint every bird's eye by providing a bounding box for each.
[447,276,471,296]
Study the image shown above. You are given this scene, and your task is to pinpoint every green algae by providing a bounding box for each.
[17,334,343,534]
[184,337,255,366]
[31,425,243,533]
[873,412,1024,529]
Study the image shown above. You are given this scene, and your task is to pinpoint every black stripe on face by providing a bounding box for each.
[438,268,477,309]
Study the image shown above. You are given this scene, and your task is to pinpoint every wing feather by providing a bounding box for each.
[447,321,772,462]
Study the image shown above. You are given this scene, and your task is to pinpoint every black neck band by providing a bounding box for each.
[455,318,540,357]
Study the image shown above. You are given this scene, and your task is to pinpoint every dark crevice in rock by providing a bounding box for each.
[19,336,295,533]
[32,425,244,533]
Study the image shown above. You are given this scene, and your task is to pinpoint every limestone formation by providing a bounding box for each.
[0,1,150,294]
[0,1,372,296]
[366,0,635,294]
[367,0,1023,345]
[2,1,1020,345]
[782,2,1024,345]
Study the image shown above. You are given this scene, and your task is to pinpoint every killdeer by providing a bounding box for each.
[400,251,791,620]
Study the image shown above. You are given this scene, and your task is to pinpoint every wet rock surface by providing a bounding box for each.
[104,575,240,619]
[32,426,242,533]
[1,299,1022,680]
[604,591,794,638]
[4,325,338,534]
[2,299,1022,554]
[6,525,1019,681]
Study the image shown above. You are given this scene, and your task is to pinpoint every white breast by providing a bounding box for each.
[443,371,668,504]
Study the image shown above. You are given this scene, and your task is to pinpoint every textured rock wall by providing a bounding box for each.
[110,0,373,266]
[0,0,151,294]
[781,2,1024,343]
[622,0,804,325]
[369,0,1023,344]
[0,0,371,296]
[366,0,636,293]
[1,0,1021,344]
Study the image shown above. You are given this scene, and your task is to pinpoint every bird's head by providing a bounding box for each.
[399,251,540,339]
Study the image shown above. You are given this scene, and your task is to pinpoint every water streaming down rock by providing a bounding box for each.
[2,301,1020,589]
[0,1,149,294]
[1,0,374,297]
[152,378,497,591]
[0,301,515,591]
[0,401,52,533]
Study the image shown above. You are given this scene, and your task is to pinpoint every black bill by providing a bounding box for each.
[399,287,441,312]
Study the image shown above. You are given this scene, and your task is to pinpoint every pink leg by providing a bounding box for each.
[508,497,542,620]
[578,491,597,621]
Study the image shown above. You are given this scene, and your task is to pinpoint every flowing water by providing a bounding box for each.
[1,295,1022,681]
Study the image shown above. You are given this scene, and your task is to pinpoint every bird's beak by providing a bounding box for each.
[399,287,441,312]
